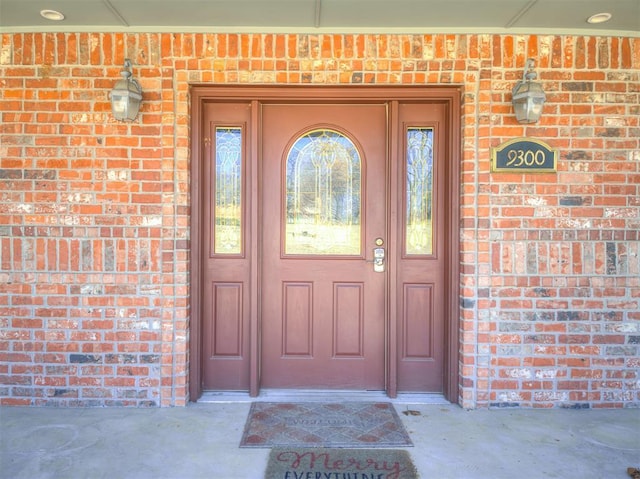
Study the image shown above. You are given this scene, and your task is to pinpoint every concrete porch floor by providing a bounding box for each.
[1,398,639,479]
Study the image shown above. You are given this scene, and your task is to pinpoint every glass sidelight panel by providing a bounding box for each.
[214,127,242,255]
[406,128,434,255]
[285,129,361,255]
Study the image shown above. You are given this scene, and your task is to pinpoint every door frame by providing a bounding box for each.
[189,85,461,403]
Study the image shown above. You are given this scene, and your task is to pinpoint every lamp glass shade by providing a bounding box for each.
[512,80,546,124]
[110,78,142,121]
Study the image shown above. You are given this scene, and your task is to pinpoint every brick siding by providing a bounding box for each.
[0,33,638,407]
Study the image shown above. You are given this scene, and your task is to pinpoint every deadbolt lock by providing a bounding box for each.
[373,246,385,272]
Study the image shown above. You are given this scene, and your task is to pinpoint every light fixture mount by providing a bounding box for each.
[40,9,65,21]
[587,12,612,24]
[110,59,143,122]
[511,58,546,125]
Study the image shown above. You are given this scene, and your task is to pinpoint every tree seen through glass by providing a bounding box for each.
[285,129,361,255]
[406,128,434,255]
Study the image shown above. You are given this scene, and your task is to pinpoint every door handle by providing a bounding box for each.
[372,246,385,272]
[366,238,385,272]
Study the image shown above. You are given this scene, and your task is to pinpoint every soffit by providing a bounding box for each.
[0,0,638,35]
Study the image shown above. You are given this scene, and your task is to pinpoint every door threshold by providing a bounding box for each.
[198,389,450,405]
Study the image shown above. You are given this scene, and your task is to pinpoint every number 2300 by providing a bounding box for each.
[506,148,546,167]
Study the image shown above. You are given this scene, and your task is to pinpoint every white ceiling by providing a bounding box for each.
[0,0,639,35]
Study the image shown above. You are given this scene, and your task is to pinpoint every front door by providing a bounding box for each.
[261,104,387,389]
[192,86,459,399]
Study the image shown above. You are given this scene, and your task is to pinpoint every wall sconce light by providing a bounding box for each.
[110,59,142,121]
[512,58,546,124]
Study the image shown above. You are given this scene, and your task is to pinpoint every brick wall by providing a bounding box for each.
[1,33,638,407]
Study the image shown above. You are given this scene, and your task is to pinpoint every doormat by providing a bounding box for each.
[240,402,413,448]
[265,448,418,479]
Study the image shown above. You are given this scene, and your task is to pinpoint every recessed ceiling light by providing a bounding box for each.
[40,9,65,21]
[587,12,612,24]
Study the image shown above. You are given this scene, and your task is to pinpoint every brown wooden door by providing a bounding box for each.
[196,89,455,397]
[261,103,387,389]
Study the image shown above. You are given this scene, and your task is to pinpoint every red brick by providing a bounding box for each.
[0,32,637,409]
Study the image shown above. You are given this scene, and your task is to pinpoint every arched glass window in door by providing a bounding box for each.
[285,129,361,255]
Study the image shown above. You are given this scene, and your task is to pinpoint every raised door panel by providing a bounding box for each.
[333,283,365,358]
[282,282,313,357]
[211,283,244,357]
[402,283,434,359]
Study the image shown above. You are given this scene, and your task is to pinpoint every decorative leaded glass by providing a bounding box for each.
[214,127,242,255]
[406,128,434,255]
[285,129,361,255]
